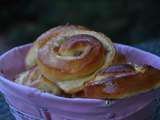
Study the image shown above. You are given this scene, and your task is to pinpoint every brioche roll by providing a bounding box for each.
[83,64,160,99]
[31,25,115,93]
[26,25,87,68]
[15,67,61,95]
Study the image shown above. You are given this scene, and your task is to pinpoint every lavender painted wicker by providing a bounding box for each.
[0,43,160,120]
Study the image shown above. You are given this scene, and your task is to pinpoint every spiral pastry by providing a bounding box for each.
[15,67,61,95]
[26,25,87,68]
[82,64,160,99]
[29,25,115,93]
[17,25,160,99]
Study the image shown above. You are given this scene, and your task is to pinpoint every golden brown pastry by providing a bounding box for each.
[26,25,88,69]
[26,25,116,94]
[16,25,160,100]
[111,51,127,65]
[82,64,160,99]
[15,67,61,95]
[31,75,62,95]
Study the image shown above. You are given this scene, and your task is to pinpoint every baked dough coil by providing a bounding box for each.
[26,25,116,94]
[15,67,61,95]
[26,25,86,68]
[82,64,160,99]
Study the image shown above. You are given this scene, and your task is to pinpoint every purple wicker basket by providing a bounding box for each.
[0,43,160,120]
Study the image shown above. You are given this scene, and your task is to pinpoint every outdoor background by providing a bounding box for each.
[0,0,160,55]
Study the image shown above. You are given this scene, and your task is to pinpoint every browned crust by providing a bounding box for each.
[111,49,127,66]
[37,34,106,80]
[26,25,88,68]
[25,24,116,94]
[36,25,115,82]
[83,65,160,99]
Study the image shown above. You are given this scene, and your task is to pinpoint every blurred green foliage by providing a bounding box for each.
[0,0,160,48]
